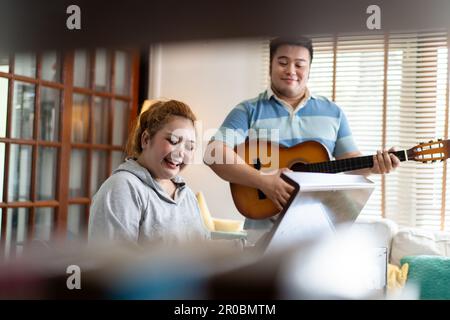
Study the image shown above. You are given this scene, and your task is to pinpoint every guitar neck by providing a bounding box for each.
[303,150,410,173]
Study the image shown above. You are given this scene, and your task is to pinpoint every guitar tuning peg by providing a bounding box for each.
[419,141,424,145]
[429,140,434,143]
[438,138,442,141]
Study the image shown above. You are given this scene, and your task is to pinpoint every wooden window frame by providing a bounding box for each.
[0,49,139,256]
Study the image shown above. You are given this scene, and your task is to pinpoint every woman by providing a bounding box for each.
[88,100,210,245]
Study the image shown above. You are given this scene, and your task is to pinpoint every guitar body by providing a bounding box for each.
[230,140,331,219]
[229,138,449,220]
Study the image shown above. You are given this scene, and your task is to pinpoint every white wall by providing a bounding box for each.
[149,39,269,220]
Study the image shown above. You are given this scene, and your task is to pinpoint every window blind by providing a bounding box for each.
[307,31,449,230]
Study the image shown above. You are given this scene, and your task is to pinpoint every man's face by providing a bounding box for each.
[270,44,311,100]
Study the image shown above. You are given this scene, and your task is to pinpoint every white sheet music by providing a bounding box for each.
[264,172,375,255]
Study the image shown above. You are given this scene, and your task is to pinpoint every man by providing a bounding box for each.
[204,37,400,241]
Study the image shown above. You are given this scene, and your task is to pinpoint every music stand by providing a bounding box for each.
[260,172,375,255]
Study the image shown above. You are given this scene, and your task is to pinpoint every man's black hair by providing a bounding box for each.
[269,36,313,63]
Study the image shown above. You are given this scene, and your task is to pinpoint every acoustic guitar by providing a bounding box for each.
[230,139,450,219]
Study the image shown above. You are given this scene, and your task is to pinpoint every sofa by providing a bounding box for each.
[196,189,450,299]
[352,217,450,299]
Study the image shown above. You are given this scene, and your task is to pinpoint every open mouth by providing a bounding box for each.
[163,157,182,169]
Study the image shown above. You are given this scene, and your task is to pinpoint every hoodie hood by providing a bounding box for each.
[113,158,186,204]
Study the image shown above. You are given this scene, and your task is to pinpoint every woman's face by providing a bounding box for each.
[138,116,196,180]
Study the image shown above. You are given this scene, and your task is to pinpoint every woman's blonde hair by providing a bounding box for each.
[126,99,197,158]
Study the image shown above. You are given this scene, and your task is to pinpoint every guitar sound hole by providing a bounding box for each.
[257,189,266,200]
[290,162,308,172]
[253,158,266,200]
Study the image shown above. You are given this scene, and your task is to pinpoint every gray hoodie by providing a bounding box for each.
[88,159,210,245]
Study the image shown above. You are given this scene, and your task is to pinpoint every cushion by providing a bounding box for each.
[391,228,441,266]
[387,263,408,291]
[401,255,450,299]
[213,218,244,233]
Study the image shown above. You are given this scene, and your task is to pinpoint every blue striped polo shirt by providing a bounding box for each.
[212,89,358,158]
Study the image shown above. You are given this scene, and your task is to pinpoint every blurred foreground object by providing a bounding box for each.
[0,227,393,299]
[0,171,390,299]
[2,0,450,52]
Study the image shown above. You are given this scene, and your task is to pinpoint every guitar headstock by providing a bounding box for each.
[409,139,450,163]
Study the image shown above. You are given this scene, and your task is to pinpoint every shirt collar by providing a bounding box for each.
[266,86,312,113]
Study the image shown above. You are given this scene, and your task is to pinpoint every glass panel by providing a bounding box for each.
[0,143,4,202]
[34,207,54,242]
[41,51,61,83]
[67,205,86,240]
[8,144,32,201]
[112,100,129,146]
[5,208,29,258]
[111,151,125,173]
[14,53,36,78]
[74,50,90,88]
[0,53,9,73]
[39,87,60,141]
[36,146,57,200]
[93,96,109,144]
[0,77,8,137]
[71,94,90,143]
[91,150,108,196]
[69,148,87,198]
[11,81,35,139]
[114,51,131,95]
[94,49,111,92]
